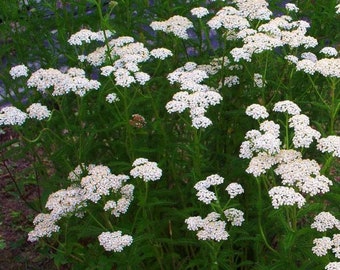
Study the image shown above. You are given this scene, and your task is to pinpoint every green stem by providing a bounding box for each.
[192,128,202,180]
[328,78,339,134]
[87,210,107,230]
[285,113,290,149]
[256,178,279,254]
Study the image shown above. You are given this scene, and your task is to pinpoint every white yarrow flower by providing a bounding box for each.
[150,15,193,39]
[226,183,244,198]
[191,7,209,18]
[130,158,162,182]
[336,4,340,14]
[185,212,229,241]
[245,104,269,120]
[10,64,29,79]
[311,212,340,232]
[106,93,120,103]
[26,103,51,120]
[98,231,133,252]
[224,208,245,226]
[150,48,173,60]
[326,262,340,270]
[268,186,306,209]
[312,237,333,256]
[320,47,338,57]
[273,100,301,115]
[285,3,299,12]
[0,106,27,126]
[317,135,340,158]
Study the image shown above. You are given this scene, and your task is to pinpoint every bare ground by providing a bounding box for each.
[0,127,55,269]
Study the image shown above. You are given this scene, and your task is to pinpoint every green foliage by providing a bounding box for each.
[0,0,339,269]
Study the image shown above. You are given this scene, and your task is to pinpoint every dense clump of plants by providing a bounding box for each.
[0,0,339,269]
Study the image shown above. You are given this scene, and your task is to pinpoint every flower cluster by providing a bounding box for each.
[106,93,120,103]
[28,164,132,252]
[293,54,340,78]
[166,62,222,129]
[80,165,129,203]
[207,7,250,31]
[225,182,244,198]
[69,32,171,89]
[0,106,27,126]
[150,15,193,39]
[130,158,162,182]
[268,186,305,209]
[223,208,245,226]
[67,29,114,45]
[311,212,340,232]
[27,67,100,96]
[104,184,134,217]
[98,231,133,252]
[26,103,51,120]
[240,101,333,208]
[311,212,340,268]
[9,64,29,79]
[185,212,229,241]
[193,174,224,204]
[285,3,299,13]
[317,136,340,158]
[150,48,173,60]
[190,7,209,19]
[1,101,50,126]
[186,173,244,241]
[210,6,318,62]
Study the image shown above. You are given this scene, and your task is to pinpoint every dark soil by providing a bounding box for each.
[0,127,55,269]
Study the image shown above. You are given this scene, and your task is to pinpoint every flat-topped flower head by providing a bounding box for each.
[45,186,85,220]
[150,48,173,60]
[150,15,193,39]
[332,234,340,259]
[185,212,229,241]
[317,135,340,158]
[68,29,114,45]
[194,174,224,204]
[314,58,340,78]
[27,68,100,96]
[326,262,340,270]
[273,100,301,115]
[311,212,340,232]
[285,3,299,13]
[246,153,277,177]
[191,7,209,18]
[224,208,245,226]
[10,64,29,79]
[207,7,250,30]
[226,183,244,198]
[130,158,162,182]
[296,59,316,75]
[235,0,272,21]
[246,104,269,120]
[312,237,332,256]
[268,186,306,209]
[106,93,120,103]
[0,106,27,126]
[98,231,133,252]
[27,213,60,242]
[26,103,51,120]
[320,47,338,57]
